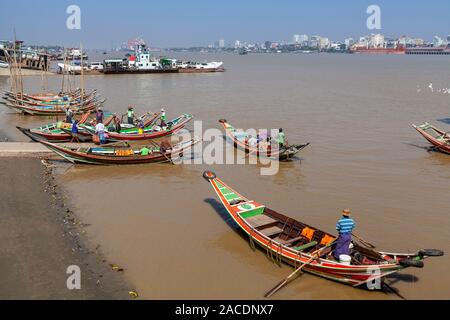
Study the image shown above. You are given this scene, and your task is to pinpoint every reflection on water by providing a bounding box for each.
[2,53,450,299]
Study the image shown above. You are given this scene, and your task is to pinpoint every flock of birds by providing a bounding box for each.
[417,83,450,94]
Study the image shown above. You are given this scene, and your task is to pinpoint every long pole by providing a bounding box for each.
[61,48,66,93]
[80,43,84,106]
[264,240,336,298]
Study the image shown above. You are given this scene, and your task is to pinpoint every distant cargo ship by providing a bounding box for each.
[350,46,406,54]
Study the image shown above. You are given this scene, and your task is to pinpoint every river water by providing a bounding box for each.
[1,53,449,299]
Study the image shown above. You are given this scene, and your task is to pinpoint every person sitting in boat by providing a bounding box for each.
[247,135,258,148]
[112,114,121,133]
[160,108,167,128]
[138,120,145,134]
[64,107,74,124]
[71,120,79,134]
[266,137,272,155]
[333,209,356,261]
[95,121,106,145]
[259,136,269,152]
[96,108,104,124]
[160,140,172,154]
[140,146,150,156]
[126,106,136,125]
[276,128,286,149]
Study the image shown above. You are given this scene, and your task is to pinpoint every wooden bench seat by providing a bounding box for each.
[260,226,283,237]
[294,241,318,252]
[245,214,277,228]
[273,235,305,246]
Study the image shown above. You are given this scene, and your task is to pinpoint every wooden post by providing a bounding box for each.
[80,43,84,106]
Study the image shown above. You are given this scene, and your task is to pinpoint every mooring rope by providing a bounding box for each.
[248,229,256,251]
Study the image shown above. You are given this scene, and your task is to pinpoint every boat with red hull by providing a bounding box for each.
[350,47,406,54]
[412,122,450,154]
[38,138,200,165]
[82,114,193,142]
[203,171,443,292]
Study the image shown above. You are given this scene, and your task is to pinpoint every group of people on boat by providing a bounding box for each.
[89,106,171,144]
[245,128,287,151]
[139,140,172,156]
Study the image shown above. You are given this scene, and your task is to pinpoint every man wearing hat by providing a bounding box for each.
[333,209,356,261]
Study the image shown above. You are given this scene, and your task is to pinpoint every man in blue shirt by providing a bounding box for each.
[333,209,356,261]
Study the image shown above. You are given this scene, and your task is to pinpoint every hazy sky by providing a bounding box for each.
[1,0,449,49]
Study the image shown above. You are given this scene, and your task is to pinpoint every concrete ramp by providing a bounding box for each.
[0,142,92,157]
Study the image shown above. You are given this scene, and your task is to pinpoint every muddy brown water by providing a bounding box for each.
[1,53,449,299]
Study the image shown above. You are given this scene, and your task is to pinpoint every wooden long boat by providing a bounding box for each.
[16,111,113,142]
[39,138,200,165]
[3,90,97,106]
[203,171,443,290]
[3,88,84,103]
[412,122,450,154]
[3,92,98,107]
[219,119,309,161]
[82,114,193,142]
[1,99,102,116]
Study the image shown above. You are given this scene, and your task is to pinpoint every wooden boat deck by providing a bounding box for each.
[245,214,277,228]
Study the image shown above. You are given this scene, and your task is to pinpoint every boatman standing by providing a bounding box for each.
[160,108,167,128]
[333,209,356,261]
[276,128,286,148]
[127,106,136,125]
[95,121,106,145]
[96,108,104,124]
[64,107,74,124]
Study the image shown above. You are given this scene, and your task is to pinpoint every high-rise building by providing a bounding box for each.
[309,36,319,48]
[293,34,300,44]
[219,39,225,48]
[299,34,308,46]
[344,38,354,48]
[318,37,330,50]
[447,35,450,42]
[264,41,272,50]
[234,40,241,48]
[433,36,443,47]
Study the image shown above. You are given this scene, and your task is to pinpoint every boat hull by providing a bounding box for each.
[85,114,193,142]
[203,173,437,289]
[413,123,450,154]
[39,139,199,165]
[220,119,309,161]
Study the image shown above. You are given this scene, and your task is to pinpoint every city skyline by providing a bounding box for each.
[0,0,449,49]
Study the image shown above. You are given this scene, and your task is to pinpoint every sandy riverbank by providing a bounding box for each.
[0,157,132,299]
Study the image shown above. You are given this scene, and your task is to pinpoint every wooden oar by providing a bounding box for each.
[352,233,376,249]
[264,241,335,298]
